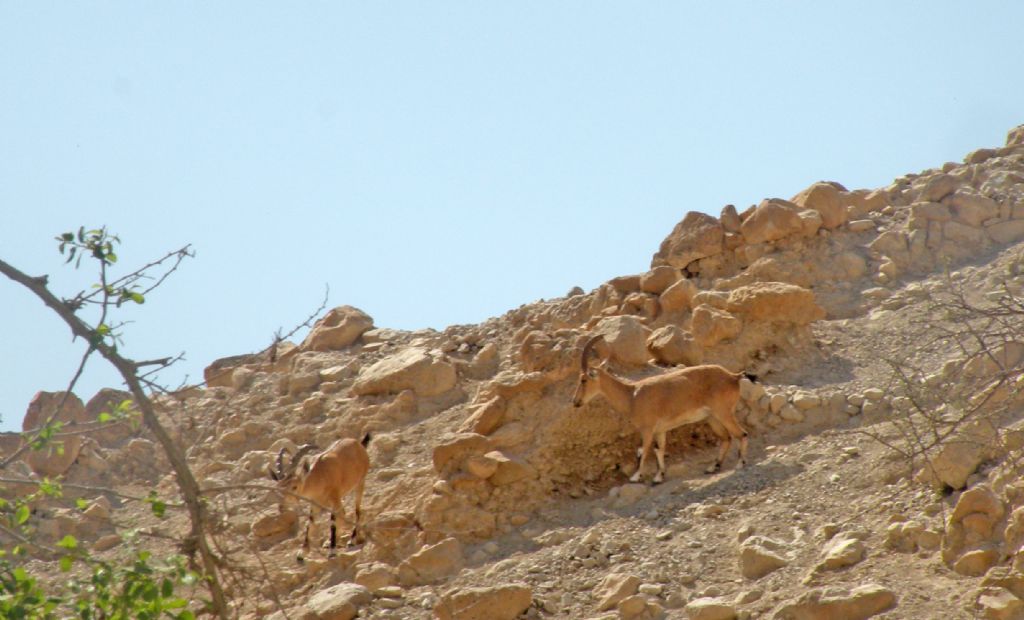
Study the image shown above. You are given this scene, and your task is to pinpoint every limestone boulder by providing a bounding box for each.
[432,433,493,474]
[685,598,738,620]
[640,265,680,295]
[304,583,372,620]
[203,353,259,388]
[397,537,464,586]
[251,508,297,538]
[458,397,505,436]
[818,536,866,571]
[774,584,897,620]
[739,536,790,579]
[949,191,1000,227]
[660,278,698,313]
[918,173,959,203]
[84,389,135,446]
[351,347,456,397]
[23,391,90,477]
[302,305,374,351]
[691,305,742,347]
[721,204,742,232]
[725,282,825,325]
[435,583,533,620]
[595,573,641,611]
[944,485,1007,575]
[792,181,848,229]
[647,325,703,366]
[740,199,805,244]
[484,450,537,486]
[917,420,997,490]
[1008,124,1024,147]
[592,316,652,366]
[653,211,724,269]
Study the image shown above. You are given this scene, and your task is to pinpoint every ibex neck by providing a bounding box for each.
[596,368,635,415]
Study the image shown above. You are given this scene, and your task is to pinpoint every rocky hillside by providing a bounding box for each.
[4,124,1024,619]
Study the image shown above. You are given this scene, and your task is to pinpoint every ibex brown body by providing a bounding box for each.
[268,434,371,561]
[573,335,750,483]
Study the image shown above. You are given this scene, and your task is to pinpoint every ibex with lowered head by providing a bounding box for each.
[267,434,371,561]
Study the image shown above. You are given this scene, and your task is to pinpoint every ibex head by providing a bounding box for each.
[267,444,320,497]
[572,335,607,408]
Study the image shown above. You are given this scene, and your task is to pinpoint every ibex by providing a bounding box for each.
[267,434,371,561]
[572,335,752,483]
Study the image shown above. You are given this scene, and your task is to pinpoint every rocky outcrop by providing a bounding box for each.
[652,211,724,269]
[302,305,374,351]
[350,347,456,397]
[22,391,90,477]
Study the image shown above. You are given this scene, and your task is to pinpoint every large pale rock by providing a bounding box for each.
[484,450,537,486]
[918,421,997,490]
[818,536,866,571]
[640,265,680,295]
[988,220,1024,245]
[868,231,909,265]
[351,347,456,397]
[773,584,897,620]
[725,282,825,325]
[459,397,505,436]
[22,391,90,477]
[846,189,889,219]
[792,182,848,229]
[691,305,742,347]
[950,191,1000,227]
[592,316,652,366]
[660,278,698,313]
[397,538,464,586]
[435,583,533,620]
[739,536,790,579]
[954,549,1000,576]
[305,583,372,620]
[251,508,297,538]
[944,221,989,246]
[685,597,738,620]
[1008,124,1024,147]
[653,211,724,269]
[84,389,135,446]
[944,485,1006,574]
[741,199,805,244]
[721,204,742,232]
[647,325,703,366]
[977,588,1024,620]
[302,306,374,351]
[918,173,958,203]
[432,433,493,474]
[203,353,260,388]
[595,573,641,611]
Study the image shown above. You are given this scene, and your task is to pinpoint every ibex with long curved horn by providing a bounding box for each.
[267,433,371,561]
[573,335,752,483]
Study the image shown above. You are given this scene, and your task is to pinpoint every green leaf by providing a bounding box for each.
[76,498,89,510]
[146,492,167,519]
[98,412,113,423]
[15,504,30,525]
[57,534,78,550]
[59,555,74,572]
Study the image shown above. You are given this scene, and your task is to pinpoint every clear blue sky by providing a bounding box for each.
[2,3,1022,432]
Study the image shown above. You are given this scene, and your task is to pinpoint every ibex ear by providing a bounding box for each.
[587,369,598,378]
[302,460,312,474]
[266,465,279,481]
